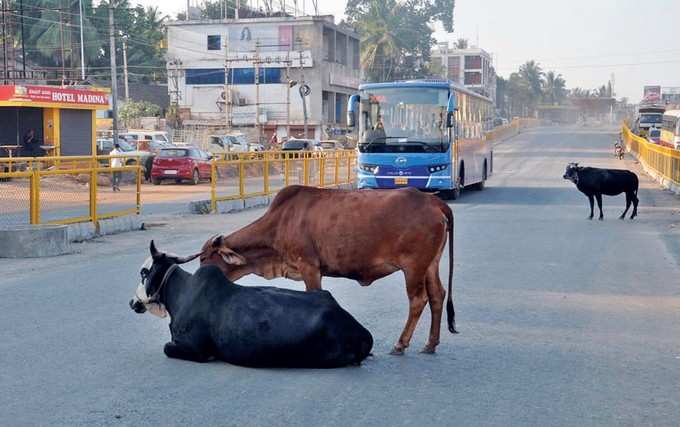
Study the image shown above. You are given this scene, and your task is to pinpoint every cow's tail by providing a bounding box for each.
[442,203,458,334]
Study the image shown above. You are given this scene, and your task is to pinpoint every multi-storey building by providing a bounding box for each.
[166,15,360,141]
[430,43,497,105]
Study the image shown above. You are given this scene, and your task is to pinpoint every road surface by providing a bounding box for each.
[1,127,679,426]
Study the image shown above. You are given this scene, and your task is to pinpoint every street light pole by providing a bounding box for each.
[79,0,86,81]
[108,3,119,143]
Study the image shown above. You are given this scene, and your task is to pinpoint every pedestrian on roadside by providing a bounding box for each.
[110,143,123,192]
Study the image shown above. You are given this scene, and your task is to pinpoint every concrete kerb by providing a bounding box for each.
[0,224,72,258]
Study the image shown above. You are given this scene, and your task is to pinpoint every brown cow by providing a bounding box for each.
[199,185,457,355]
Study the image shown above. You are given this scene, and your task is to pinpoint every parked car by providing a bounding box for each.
[120,131,173,153]
[319,140,344,150]
[282,138,322,151]
[151,147,212,185]
[208,134,263,157]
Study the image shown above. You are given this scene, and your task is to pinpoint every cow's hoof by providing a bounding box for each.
[619,216,625,220]
[599,217,604,221]
[587,216,593,220]
[420,346,436,354]
[389,347,405,356]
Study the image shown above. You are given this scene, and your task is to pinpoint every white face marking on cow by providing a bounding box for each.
[131,257,168,318]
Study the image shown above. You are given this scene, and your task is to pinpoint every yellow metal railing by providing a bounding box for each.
[0,155,142,228]
[485,118,541,142]
[210,150,357,212]
[621,123,680,186]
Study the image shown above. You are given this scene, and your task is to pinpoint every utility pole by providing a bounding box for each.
[223,36,231,128]
[186,0,191,20]
[1,0,7,84]
[19,0,26,78]
[286,51,291,139]
[59,2,66,84]
[108,2,119,143]
[298,48,308,138]
[236,0,240,19]
[78,0,85,81]
[122,39,129,100]
[255,41,261,144]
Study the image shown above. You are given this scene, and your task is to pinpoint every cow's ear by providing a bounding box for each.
[218,247,247,265]
[150,240,162,260]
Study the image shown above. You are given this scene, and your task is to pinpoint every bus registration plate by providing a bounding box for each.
[394,177,408,185]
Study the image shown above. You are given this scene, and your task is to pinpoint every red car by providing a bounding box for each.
[151,147,212,185]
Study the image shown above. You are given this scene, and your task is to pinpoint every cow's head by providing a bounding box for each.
[563,163,580,184]
[129,241,200,317]
[199,235,247,278]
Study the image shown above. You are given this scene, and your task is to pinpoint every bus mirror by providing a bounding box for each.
[347,95,360,128]
[446,94,457,128]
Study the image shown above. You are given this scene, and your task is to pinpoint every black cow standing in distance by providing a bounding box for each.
[129,241,373,368]
[563,163,639,220]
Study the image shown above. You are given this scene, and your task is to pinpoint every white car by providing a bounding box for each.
[208,134,262,157]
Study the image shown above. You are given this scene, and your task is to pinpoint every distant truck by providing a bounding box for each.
[636,106,665,137]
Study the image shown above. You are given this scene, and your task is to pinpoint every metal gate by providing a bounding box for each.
[60,109,93,156]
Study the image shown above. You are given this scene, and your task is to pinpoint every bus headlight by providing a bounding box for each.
[428,164,448,173]
[359,163,379,174]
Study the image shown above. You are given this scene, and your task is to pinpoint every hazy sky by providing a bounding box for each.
[138,0,680,101]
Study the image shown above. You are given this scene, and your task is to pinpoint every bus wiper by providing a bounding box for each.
[359,136,401,152]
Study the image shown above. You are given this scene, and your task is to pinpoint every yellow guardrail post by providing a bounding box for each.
[136,163,142,215]
[303,157,309,186]
[284,155,290,187]
[334,152,340,186]
[264,156,270,194]
[239,161,245,198]
[210,159,217,213]
[29,168,40,224]
[90,160,98,228]
[346,152,352,184]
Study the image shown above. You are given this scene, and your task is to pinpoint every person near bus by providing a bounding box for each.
[110,143,123,192]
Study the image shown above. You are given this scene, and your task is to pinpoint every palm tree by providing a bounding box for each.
[454,38,469,49]
[356,0,405,82]
[542,71,566,104]
[518,60,544,100]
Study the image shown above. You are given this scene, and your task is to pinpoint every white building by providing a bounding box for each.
[166,15,360,141]
[430,43,497,105]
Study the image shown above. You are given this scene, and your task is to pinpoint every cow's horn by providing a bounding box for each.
[173,252,201,264]
[150,240,161,259]
[211,234,223,247]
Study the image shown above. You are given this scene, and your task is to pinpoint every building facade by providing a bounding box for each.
[430,43,497,105]
[166,15,360,141]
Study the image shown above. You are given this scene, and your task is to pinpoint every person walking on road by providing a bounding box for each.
[110,143,123,192]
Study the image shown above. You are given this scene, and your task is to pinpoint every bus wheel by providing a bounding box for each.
[473,162,487,191]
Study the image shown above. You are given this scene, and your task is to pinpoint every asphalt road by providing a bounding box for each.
[1,127,679,426]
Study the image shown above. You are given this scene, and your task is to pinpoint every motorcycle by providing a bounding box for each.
[614,142,624,160]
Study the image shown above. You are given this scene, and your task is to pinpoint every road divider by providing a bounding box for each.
[622,123,680,194]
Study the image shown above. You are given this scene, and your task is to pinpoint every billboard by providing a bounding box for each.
[0,85,109,107]
[643,85,661,103]
[662,87,680,105]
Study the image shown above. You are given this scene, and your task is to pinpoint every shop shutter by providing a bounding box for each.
[60,110,92,156]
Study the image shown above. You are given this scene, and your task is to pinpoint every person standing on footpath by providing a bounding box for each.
[110,143,123,192]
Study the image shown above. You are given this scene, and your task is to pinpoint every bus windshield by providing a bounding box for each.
[640,113,663,124]
[358,87,449,153]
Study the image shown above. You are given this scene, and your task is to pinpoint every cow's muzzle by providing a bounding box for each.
[129,298,147,314]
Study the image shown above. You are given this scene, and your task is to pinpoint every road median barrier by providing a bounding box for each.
[622,123,680,194]
[0,224,71,258]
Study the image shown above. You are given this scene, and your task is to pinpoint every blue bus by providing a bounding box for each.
[347,80,494,199]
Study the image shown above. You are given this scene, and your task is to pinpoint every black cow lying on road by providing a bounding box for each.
[129,241,373,368]
[563,163,639,220]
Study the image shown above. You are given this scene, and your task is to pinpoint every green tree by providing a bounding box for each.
[345,0,456,82]
[542,71,567,105]
[454,38,468,49]
[119,99,161,127]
